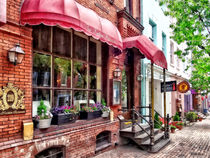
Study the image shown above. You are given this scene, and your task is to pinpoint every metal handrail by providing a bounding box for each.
[131,109,151,137]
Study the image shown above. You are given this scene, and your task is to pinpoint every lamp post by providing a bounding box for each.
[8,43,25,65]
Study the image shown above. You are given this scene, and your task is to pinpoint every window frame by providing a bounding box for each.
[32,26,102,109]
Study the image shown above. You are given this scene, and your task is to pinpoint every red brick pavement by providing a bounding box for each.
[94,116,210,158]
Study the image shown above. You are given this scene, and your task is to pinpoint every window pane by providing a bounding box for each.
[33,89,51,117]
[73,61,87,88]
[54,90,71,107]
[54,58,71,88]
[32,25,51,52]
[90,65,96,89]
[89,91,96,104]
[33,89,50,101]
[33,53,51,87]
[73,35,87,61]
[73,91,87,110]
[89,41,96,64]
[53,27,71,57]
[113,81,121,105]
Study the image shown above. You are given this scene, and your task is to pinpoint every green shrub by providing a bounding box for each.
[186,112,197,122]
[173,112,181,121]
[154,112,163,129]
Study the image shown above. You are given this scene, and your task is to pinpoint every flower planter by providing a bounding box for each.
[38,118,52,129]
[177,125,183,130]
[171,128,175,133]
[198,118,203,122]
[51,113,77,125]
[102,111,109,118]
[79,111,102,120]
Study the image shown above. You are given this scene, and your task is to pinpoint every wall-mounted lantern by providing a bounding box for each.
[137,74,143,81]
[8,43,25,65]
[113,67,121,78]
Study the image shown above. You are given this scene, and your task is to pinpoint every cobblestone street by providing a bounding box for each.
[95,116,210,158]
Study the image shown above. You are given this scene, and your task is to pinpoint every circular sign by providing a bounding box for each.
[177,81,190,93]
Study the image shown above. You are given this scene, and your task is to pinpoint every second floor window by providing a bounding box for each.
[149,19,157,44]
[124,0,132,15]
[162,32,166,56]
[170,41,174,64]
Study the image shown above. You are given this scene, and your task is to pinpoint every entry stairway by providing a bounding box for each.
[119,108,170,153]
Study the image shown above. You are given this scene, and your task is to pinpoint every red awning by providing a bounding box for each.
[20,0,123,50]
[123,35,167,69]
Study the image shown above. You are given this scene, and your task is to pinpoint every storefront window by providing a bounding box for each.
[32,25,102,109]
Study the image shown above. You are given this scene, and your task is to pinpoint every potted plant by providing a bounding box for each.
[176,122,184,130]
[170,125,176,133]
[36,100,52,129]
[79,103,102,120]
[198,115,203,121]
[51,105,78,125]
[101,99,110,118]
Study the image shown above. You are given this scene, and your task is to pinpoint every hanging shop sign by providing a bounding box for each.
[161,81,177,92]
[0,0,7,26]
[177,81,190,93]
[0,83,25,115]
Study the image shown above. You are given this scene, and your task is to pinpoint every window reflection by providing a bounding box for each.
[89,41,96,64]
[54,90,71,107]
[33,53,51,87]
[73,35,87,61]
[32,25,51,52]
[73,61,87,88]
[54,58,71,87]
[53,27,71,57]
[90,65,96,89]
[74,91,88,110]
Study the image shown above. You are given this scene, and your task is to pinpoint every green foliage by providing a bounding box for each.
[154,113,163,129]
[186,112,197,122]
[101,98,107,107]
[176,122,184,126]
[37,100,47,116]
[173,112,181,121]
[160,0,210,93]
[170,125,176,129]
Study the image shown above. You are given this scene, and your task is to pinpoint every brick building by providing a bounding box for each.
[0,0,146,157]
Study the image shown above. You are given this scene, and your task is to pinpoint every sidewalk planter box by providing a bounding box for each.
[79,111,102,120]
[51,113,77,125]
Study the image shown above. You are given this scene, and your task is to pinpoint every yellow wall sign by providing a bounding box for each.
[0,83,25,115]
[177,81,190,93]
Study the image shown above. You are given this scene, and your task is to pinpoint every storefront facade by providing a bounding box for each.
[0,0,146,157]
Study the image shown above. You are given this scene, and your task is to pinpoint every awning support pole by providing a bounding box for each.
[150,63,154,146]
[163,68,166,137]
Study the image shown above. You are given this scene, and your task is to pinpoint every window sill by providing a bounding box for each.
[95,143,112,153]
[34,117,111,139]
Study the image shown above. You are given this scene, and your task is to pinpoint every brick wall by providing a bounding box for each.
[0,120,119,158]
[0,0,32,143]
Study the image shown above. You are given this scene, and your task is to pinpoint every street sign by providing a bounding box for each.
[177,81,190,93]
[161,81,177,92]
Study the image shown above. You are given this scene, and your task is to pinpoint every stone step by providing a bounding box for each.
[120,124,151,138]
[149,138,170,153]
[134,129,159,140]
[140,132,165,145]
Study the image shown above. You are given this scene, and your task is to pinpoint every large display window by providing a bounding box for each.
[32,25,102,116]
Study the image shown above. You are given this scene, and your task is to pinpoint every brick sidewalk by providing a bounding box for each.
[94,116,210,158]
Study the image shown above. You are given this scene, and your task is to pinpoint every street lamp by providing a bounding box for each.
[8,43,25,65]
[113,67,121,78]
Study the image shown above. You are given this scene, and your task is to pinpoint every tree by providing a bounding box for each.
[160,0,210,93]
